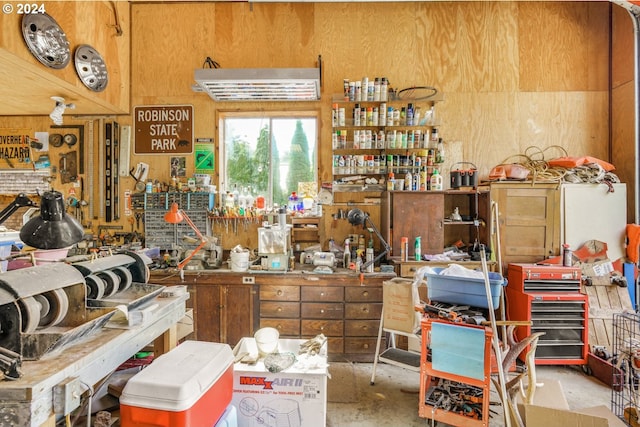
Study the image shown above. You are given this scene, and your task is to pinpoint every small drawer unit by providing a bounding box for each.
[344,286,383,355]
[259,285,301,336]
[506,263,588,365]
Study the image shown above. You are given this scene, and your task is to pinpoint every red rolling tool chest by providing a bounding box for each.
[506,263,588,365]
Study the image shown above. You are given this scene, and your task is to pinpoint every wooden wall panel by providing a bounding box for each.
[214,3,316,68]
[519,2,609,92]
[0,1,130,114]
[612,81,636,222]
[416,2,520,93]
[612,5,635,89]
[611,4,636,222]
[0,1,627,248]
[132,3,217,98]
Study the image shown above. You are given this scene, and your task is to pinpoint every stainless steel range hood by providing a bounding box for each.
[193,67,321,101]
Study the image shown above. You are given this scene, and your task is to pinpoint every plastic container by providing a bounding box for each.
[120,341,234,427]
[430,169,443,191]
[423,267,507,309]
[230,250,250,272]
[254,327,280,357]
[215,405,237,427]
[0,239,13,272]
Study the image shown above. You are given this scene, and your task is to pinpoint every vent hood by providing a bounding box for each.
[193,67,321,102]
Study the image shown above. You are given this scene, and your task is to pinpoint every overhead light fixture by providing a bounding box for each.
[49,96,75,126]
[19,191,84,250]
[193,67,321,102]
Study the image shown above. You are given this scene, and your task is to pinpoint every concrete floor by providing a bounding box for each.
[326,362,614,426]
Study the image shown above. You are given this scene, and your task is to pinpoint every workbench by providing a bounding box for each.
[0,290,188,427]
[150,268,396,361]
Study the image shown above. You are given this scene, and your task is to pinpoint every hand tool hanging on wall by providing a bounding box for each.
[104,121,119,222]
[51,124,84,174]
[58,150,77,184]
[105,121,112,222]
[113,121,120,221]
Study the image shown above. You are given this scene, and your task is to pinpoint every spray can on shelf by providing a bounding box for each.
[563,244,573,267]
[400,237,409,261]
[414,236,422,261]
[365,247,374,273]
[344,238,351,268]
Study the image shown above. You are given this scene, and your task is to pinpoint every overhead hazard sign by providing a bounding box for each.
[134,105,193,154]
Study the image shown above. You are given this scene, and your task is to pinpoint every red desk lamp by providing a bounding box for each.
[164,202,208,275]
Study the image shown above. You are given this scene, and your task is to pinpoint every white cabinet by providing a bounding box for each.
[561,183,627,261]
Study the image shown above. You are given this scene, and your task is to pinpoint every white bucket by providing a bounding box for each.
[230,251,250,272]
[254,327,279,357]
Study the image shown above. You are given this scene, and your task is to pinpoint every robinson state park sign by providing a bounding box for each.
[134,105,193,154]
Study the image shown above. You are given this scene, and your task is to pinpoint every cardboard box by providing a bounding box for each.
[120,341,234,427]
[518,379,624,427]
[232,338,328,427]
[382,278,420,332]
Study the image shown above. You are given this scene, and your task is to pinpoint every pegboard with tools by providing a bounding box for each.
[144,209,208,251]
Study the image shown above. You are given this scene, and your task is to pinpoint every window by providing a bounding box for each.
[219,111,318,209]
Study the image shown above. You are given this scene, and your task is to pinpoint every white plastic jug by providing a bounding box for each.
[430,170,443,191]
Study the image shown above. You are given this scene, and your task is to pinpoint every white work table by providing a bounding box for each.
[0,291,188,427]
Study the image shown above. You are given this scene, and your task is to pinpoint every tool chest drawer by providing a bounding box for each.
[301,286,344,301]
[345,287,382,302]
[345,302,382,320]
[260,285,300,301]
[259,318,300,336]
[345,319,379,337]
[344,337,378,354]
[260,301,300,318]
[301,319,344,336]
[506,263,589,365]
[301,302,344,319]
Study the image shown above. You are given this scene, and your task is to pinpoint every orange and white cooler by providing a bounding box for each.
[120,340,234,427]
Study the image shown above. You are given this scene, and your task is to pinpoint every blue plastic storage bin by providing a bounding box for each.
[424,267,507,309]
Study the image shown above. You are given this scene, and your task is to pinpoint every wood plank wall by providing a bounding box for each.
[1,1,635,253]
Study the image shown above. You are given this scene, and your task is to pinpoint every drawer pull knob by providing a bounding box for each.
[277,307,282,312]
[363,343,369,349]
[362,307,369,313]
[277,290,283,296]
[362,291,369,297]
[320,326,324,330]
[320,292,325,297]
[320,309,325,314]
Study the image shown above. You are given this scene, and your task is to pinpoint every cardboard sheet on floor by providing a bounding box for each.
[525,405,626,427]
[518,379,624,426]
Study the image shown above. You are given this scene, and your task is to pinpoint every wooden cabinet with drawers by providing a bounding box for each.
[151,270,394,361]
[150,272,259,348]
[344,286,383,356]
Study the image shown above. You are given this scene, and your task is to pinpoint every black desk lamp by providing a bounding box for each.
[0,193,37,226]
[347,208,391,272]
[19,191,84,249]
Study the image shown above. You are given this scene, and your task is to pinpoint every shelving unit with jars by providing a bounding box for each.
[331,83,445,194]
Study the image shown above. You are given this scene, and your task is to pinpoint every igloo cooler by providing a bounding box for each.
[120,340,234,427]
